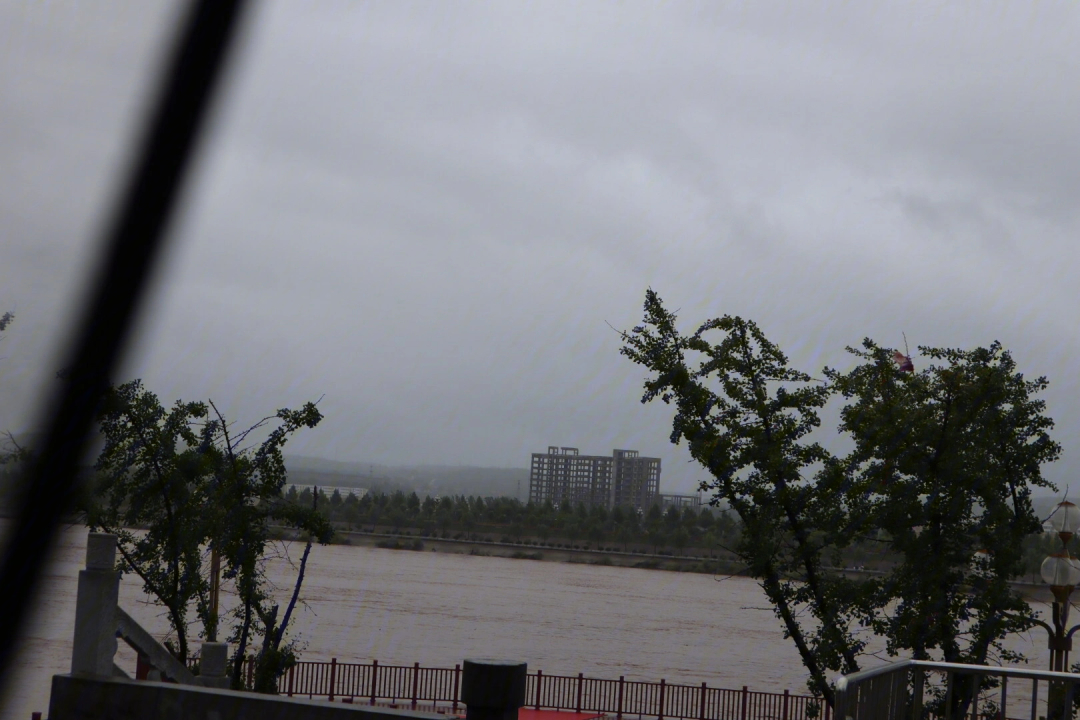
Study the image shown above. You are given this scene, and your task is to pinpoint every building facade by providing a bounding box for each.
[529,446,660,510]
[658,492,702,510]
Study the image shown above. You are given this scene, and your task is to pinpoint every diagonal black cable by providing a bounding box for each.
[0,0,250,698]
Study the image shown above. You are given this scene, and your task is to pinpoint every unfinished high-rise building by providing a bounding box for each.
[529,446,660,510]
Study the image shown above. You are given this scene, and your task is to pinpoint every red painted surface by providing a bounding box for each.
[520,711,603,720]
[441,710,602,720]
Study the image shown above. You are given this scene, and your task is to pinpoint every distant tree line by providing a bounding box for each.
[286,486,1065,577]
[285,486,740,556]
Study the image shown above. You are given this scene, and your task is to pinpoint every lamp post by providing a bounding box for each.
[1039,501,1080,673]
[1034,501,1080,720]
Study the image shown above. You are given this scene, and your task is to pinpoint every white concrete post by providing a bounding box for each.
[198,641,231,689]
[71,532,119,676]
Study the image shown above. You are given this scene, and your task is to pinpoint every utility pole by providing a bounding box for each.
[208,546,221,642]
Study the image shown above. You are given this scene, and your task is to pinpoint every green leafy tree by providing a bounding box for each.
[203,399,334,690]
[672,526,690,555]
[87,381,214,663]
[586,519,606,547]
[826,341,1057,669]
[620,289,1059,709]
[646,504,662,524]
[621,290,861,701]
[1,312,30,469]
[564,519,582,546]
[697,509,715,531]
[84,380,333,692]
[645,522,667,554]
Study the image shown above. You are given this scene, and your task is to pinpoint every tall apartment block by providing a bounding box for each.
[529,446,660,510]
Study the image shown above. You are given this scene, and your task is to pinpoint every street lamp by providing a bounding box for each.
[1038,501,1080,672]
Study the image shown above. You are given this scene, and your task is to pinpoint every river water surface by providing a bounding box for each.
[5,526,1060,719]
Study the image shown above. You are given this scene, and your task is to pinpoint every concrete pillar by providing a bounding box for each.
[71,532,120,676]
[461,659,527,720]
[197,641,231,689]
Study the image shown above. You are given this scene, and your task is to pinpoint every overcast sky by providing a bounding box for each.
[2,1,1079,494]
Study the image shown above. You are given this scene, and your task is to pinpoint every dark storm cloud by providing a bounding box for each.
[2,1,1079,492]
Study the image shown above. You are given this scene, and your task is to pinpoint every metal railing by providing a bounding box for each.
[833,658,1080,720]
[238,659,826,720]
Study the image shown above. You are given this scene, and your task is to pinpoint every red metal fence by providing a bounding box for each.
[249,659,828,720]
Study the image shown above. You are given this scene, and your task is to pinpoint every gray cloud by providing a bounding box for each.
[2,1,1079,492]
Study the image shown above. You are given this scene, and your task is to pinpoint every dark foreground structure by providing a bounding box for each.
[48,532,528,720]
[49,674,449,720]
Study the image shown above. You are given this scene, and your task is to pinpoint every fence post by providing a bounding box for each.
[782,689,789,720]
[461,659,527,720]
[740,686,748,720]
[699,682,707,720]
[617,676,625,720]
[576,673,584,714]
[413,662,421,709]
[71,533,119,677]
[453,664,461,714]
[135,653,151,681]
[247,655,254,689]
[329,658,337,702]
[535,670,542,710]
[287,663,295,697]
[912,667,924,720]
[197,642,230,689]
[658,679,666,720]
[371,659,378,706]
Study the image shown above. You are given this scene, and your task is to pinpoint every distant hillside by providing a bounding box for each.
[284,455,529,500]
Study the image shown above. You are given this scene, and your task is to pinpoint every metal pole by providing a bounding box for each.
[209,547,221,642]
[453,664,461,714]
[371,659,378,706]
[912,667,925,720]
[576,673,584,714]
[945,671,954,720]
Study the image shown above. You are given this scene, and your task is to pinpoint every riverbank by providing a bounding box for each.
[284,527,741,575]
[273,525,1059,601]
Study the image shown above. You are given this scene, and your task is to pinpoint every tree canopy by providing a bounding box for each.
[83,379,333,690]
[620,288,1060,707]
